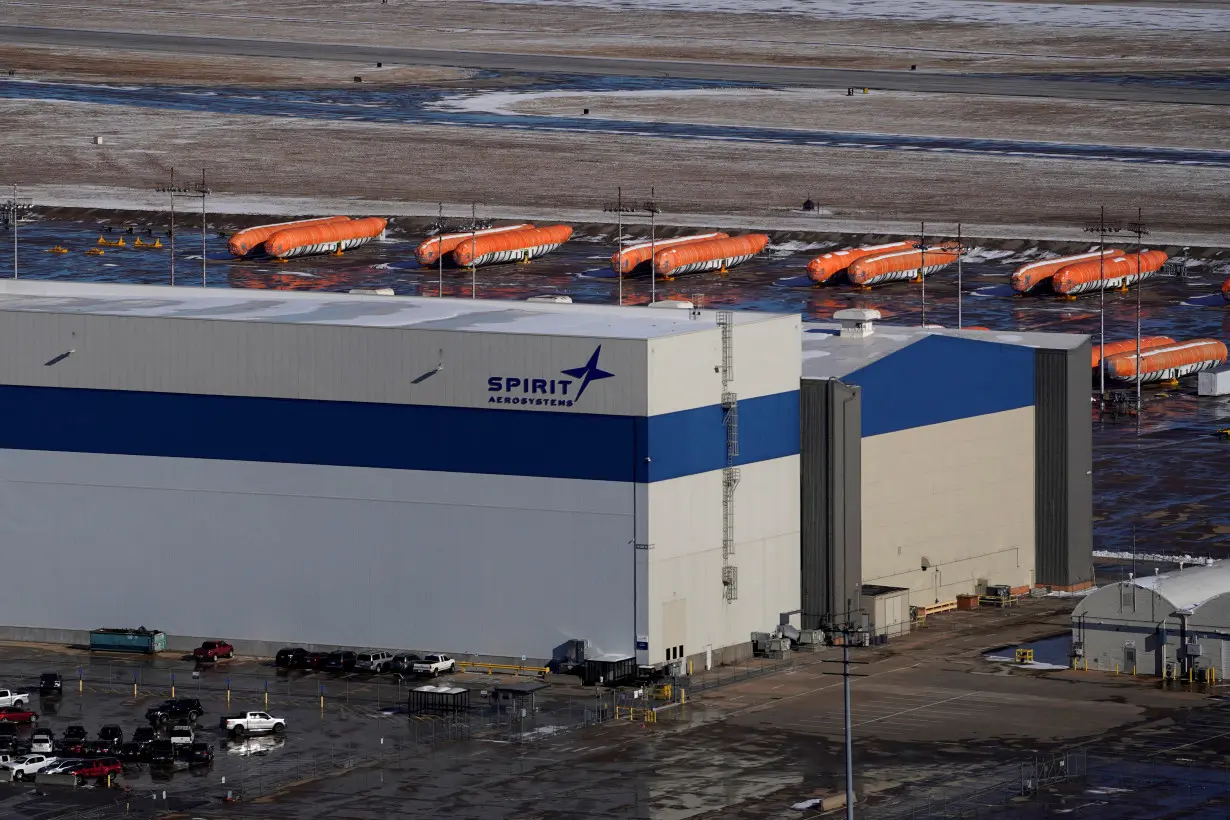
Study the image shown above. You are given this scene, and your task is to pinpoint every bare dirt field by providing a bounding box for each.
[5,0,1230,74]
[5,99,1229,239]
[0,43,478,88]
[451,87,1230,149]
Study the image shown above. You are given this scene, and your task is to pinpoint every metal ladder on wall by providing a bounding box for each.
[718,311,739,602]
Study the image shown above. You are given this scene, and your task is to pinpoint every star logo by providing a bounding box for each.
[561,345,615,400]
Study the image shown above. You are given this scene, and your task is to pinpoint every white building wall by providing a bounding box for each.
[0,449,635,659]
[861,406,1036,607]
[644,456,801,664]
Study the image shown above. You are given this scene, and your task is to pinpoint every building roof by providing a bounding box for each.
[0,280,783,341]
[801,323,1088,380]
[491,680,550,694]
[1131,561,1230,613]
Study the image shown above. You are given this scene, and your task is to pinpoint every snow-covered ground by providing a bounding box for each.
[476,0,1230,32]
[1093,550,1218,566]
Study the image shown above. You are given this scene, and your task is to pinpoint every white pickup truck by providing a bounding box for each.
[219,711,286,737]
[3,753,57,780]
[0,690,30,709]
[169,724,195,748]
[412,654,457,677]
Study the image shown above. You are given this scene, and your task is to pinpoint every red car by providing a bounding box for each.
[71,757,122,779]
[0,707,38,724]
[302,651,331,670]
[193,640,235,661]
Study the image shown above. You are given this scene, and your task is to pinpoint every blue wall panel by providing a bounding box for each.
[843,335,1035,437]
[0,384,798,483]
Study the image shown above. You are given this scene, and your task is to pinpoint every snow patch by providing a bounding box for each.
[1094,550,1217,566]
[985,655,1070,671]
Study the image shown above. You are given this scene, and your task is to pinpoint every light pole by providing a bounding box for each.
[1127,208,1149,416]
[157,168,211,287]
[5,185,32,279]
[603,187,638,307]
[1083,207,1122,401]
[822,630,868,820]
[645,189,660,304]
[955,221,964,329]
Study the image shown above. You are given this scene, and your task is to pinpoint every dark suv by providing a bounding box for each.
[145,698,204,726]
[0,723,16,750]
[324,651,357,672]
[39,673,62,696]
[132,726,155,746]
[275,647,307,669]
[148,739,175,766]
[98,725,124,745]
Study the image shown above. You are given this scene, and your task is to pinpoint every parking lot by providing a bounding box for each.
[0,642,615,817]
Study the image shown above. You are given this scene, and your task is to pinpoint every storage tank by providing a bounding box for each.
[653,234,769,277]
[1051,250,1168,295]
[1103,339,1228,383]
[611,233,728,275]
[1091,337,1175,369]
[847,245,960,287]
[451,225,573,268]
[263,217,388,260]
[415,224,533,266]
[227,216,350,258]
[806,241,914,285]
[1011,249,1124,293]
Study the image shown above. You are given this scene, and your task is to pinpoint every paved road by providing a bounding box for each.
[3,24,1228,106]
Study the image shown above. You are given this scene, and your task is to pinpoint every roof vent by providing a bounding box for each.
[833,308,880,338]
[525,295,573,304]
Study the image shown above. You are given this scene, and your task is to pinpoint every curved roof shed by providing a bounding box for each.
[1075,561,1230,627]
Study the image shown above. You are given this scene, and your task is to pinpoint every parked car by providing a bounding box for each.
[187,742,213,766]
[0,723,18,750]
[0,690,30,709]
[193,640,234,662]
[131,726,155,747]
[85,739,117,755]
[63,725,87,743]
[302,652,331,671]
[389,654,421,675]
[3,753,57,780]
[147,740,175,766]
[0,706,39,724]
[324,651,357,672]
[412,654,457,677]
[38,674,62,696]
[356,651,394,673]
[220,711,285,737]
[58,738,87,756]
[30,729,54,754]
[117,742,144,763]
[169,724,194,748]
[71,757,122,779]
[275,647,307,669]
[145,698,204,725]
[98,725,124,745]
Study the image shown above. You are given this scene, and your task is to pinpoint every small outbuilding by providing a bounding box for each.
[408,684,470,716]
[1072,561,1230,678]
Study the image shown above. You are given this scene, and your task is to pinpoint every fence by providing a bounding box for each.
[676,655,795,695]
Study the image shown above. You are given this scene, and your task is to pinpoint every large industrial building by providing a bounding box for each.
[1073,561,1230,678]
[799,310,1093,633]
[0,280,800,667]
[0,281,1093,667]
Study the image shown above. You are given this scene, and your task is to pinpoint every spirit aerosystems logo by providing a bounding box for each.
[487,345,614,407]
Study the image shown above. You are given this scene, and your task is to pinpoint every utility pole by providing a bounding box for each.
[1127,208,1149,416]
[1083,207,1122,401]
[5,186,31,279]
[437,202,444,298]
[602,187,638,307]
[822,636,868,819]
[157,168,210,286]
[645,188,660,305]
[470,202,477,300]
[918,221,927,327]
[956,222,964,329]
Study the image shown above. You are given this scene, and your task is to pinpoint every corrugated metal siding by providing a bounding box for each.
[1035,345,1093,586]
[800,379,862,629]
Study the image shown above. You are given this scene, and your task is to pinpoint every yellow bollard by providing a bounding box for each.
[78,678,83,694]
[681,688,686,705]
[227,688,231,707]
[688,659,692,676]
[1133,665,1136,676]
[107,773,111,789]
[1189,667,1194,683]
[133,681,137,697]
[170,684,175,698]
[320,693,325,710]
[265,691,269,709]
[1083,658,1088,672]
[1115,664,1119,675]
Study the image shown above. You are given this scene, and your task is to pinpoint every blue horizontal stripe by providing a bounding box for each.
[843,335,1035,437]
[0,385,798,482]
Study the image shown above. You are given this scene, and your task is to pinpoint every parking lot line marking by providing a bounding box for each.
[854,692,977,728]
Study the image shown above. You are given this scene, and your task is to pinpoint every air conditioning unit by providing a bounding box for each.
[1183,642,1204,658]
[766,638,791,654]
[797,629,825,646]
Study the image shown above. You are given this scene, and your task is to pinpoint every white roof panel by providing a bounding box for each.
[0,280,782,341]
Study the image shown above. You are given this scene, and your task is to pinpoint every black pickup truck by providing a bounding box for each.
[144,698,204,726]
